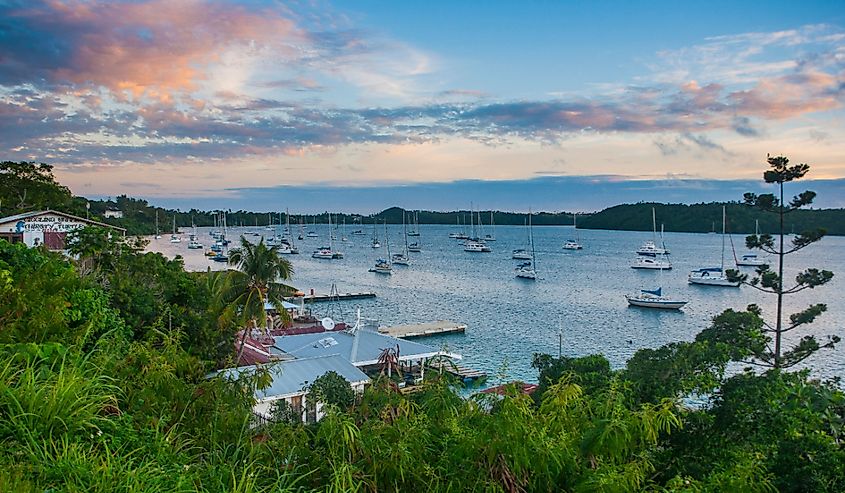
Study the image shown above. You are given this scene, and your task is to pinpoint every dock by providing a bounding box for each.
[378,320,467,339]
[287,291,376,303]
[427,360,487,382]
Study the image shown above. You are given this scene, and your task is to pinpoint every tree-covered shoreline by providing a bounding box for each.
[4,161,844,236]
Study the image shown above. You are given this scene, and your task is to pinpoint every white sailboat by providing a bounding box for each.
[689,206,740,287]
[515,210,536,280]
[187,219,203,249]
[277,210,299,254]
[170,216,181,243]
[631,209,670,269]
[370,221,393,274]
[483,211,496,242]
[563,213,583,250]
[626,287,688,310]
[311,213,343,259]
[464,205,491,252]
[392,213,410,265]
[154,210,162,239]
[407,210,420,237]
[735,219,766,267]
[371,218,381,248]
[306,216,319,238]
[635,208,669,255]
[513,217,533,260]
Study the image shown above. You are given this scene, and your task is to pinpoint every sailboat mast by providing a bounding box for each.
[721,205,726,272]
[384,220,390,257]
[529,209,536,273]
[652,207,657,244]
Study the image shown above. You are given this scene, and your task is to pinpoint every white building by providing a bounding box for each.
[215,354,370,424]
[103,209,123,218]
[0,210,126,250]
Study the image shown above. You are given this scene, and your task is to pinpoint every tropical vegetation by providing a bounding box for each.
[0,156,842,491]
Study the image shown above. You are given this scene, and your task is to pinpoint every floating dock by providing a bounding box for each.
[287,291,376,303]
[427,360,487,382]
[379,320,467,339]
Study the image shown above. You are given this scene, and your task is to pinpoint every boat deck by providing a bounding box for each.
[378,320,466,339]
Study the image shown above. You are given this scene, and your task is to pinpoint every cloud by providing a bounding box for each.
[0,4,843,182]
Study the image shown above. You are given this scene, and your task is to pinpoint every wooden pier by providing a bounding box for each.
[286,291,376,303]
[427,360,487,382]
[379,320,466,339]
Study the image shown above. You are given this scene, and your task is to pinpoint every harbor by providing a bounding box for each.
[145,224,845,384]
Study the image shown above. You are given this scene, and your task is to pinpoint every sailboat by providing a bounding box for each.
[735,219,766,267]
[371,218,381,248]
[369,221,393,274]
[154,210,162,239]
[392,213,410,265]
[513,217,533,259]
[636,208,669,255]
[483,211,496,242]
[689,206,740,287]
[464,205,491,252]
[626,287,688,310]
[341,218,348,242]
[448,215,462,239]
[562,213,583,250]
[170,216,181,243]
[187,219,203,249]
[311,213,343,259]
[277,209,299,254]
[407,210,420,236]
[515,210,536,279]
[306,216,319,238]
[631,208,671,270]
[408,212,421,252]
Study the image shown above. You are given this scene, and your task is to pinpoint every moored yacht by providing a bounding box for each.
[631,254,672,270]
[625,288,688,310]
[689,206,740,287]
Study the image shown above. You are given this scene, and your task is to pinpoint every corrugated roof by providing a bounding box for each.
[269,329,460,365]
[215,354,370,401]
[0,209,126,231]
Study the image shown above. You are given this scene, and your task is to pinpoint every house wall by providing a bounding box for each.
[254,381,367,424]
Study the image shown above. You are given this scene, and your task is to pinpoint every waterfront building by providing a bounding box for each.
[0,210,125,250]
[215,354,370,424]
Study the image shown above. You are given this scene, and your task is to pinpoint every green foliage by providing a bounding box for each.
[727,155,838,369]
[0,161,77,216]
[309,371,355,411]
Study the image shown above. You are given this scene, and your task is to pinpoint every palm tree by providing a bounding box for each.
[218,236,295,364]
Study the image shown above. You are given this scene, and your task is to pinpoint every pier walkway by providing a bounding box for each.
[286,291,376,303]
[378,320,466,339]
[427,360,487,382]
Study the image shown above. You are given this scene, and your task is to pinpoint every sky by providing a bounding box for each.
[1,0,844,212]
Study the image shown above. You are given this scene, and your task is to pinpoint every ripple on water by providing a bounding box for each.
[147,225,845,384]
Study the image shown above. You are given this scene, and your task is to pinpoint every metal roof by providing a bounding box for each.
[270,329,460,366]
[0,209,126,232]
[215,354,370,401]
[264,300,299,311]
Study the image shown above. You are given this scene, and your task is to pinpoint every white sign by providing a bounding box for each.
[17,215,86,233]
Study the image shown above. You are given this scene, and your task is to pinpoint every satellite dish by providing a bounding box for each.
[321,317,336,331]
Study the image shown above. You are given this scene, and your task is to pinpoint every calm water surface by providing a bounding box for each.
[148,225,844,384]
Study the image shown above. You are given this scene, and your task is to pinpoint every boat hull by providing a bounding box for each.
[688,276,740,287]
[625,296,687,309]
